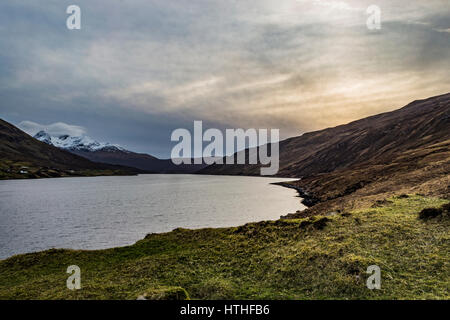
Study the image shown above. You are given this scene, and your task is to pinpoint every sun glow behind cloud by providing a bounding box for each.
[0,0,449,156]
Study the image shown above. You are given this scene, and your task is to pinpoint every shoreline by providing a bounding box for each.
[0,171,296,181]
[271,181,320,207]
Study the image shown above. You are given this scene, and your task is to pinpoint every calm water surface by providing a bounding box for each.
[0,174,304,259]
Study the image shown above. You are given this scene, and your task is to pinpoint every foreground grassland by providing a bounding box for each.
[0,195,448,300]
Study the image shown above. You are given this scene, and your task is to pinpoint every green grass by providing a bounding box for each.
[0,195,448,300]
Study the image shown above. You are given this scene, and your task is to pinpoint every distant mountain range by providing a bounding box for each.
[34,130,127,153]
[0,119,142,179]
[33,130,208,173]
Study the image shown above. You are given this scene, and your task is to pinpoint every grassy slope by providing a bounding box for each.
[1,195,448,300]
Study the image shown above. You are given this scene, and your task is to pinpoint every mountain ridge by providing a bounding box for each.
[34,130,128,153]
[201,92,450,177]
[0,119,143,179]
[32,128,208,174]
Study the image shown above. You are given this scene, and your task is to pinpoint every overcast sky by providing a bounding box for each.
[0,0,449,157]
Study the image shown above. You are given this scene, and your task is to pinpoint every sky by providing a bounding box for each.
[0,0,449,157]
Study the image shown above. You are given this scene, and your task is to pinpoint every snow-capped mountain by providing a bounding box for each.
[32,130,208,173]
[33,130,126,152]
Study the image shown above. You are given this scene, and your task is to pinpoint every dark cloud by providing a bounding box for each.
[0,0,449,157]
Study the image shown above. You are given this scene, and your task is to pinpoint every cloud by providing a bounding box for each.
[309,0,360,12]
[18,121,86,137]
[1,0,449,157]
[433,27,450,33]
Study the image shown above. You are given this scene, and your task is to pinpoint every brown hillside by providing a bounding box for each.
[201,93,450,215]
[201,93,450,177]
